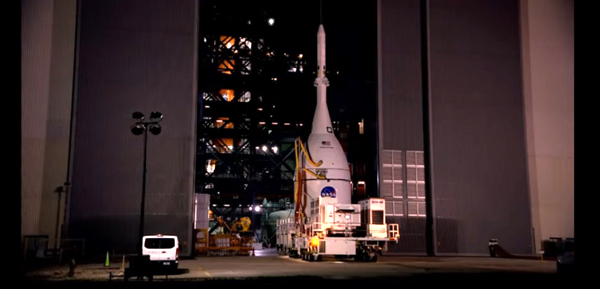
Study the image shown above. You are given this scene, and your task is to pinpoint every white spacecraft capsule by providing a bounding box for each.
[299,24,352,207]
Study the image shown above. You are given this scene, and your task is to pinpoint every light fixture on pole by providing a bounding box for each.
[131,111,163,257]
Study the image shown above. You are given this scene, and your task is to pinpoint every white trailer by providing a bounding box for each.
[276,198,399,262]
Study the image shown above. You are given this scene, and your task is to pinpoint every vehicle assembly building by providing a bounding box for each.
[22,0,573,259]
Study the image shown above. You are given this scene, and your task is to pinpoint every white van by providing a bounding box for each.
[142,234,179,271]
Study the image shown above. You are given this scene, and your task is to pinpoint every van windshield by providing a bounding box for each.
[144,238,175,249]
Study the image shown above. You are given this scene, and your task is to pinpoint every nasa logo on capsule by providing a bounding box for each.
[321,186,336,198]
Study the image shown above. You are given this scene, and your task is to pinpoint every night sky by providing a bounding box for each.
[260,0,378,123]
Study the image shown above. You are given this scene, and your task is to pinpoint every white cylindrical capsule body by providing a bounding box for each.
[298,24,352,220]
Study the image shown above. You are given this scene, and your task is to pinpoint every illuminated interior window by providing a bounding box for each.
[359,118,364,134]
[239,91,251,102]
[239,37,252,50]
[206,159,216,173]
[238,139,250,154]
[214,117,233,129]
[218,60,235,74]
[357,181,366,196]
[220,36,235,50]
[219,89,234,102]
[241,59,251,75]
[212,138,234,153]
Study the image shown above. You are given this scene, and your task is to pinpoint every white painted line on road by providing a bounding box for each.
[198,267,212,277]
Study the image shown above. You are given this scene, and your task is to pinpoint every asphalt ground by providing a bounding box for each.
[22,248,573,287]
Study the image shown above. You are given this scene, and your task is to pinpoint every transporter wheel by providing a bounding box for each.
[354,249,366,262]
[316,255,322,262]
[370,254,378,262]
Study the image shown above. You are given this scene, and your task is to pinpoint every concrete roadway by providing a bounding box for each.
[24,248,572,286]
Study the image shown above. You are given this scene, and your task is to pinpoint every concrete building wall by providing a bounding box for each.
[378,0,533,255]
[377,0,427,254]
[378,0,424,151]
[21,0,77,250]
[520,0,574,250]
[67,0,198,257]
[428,0,531,255]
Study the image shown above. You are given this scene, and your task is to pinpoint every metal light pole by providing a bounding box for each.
[131,111,163,257]
[54,186,64,258]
